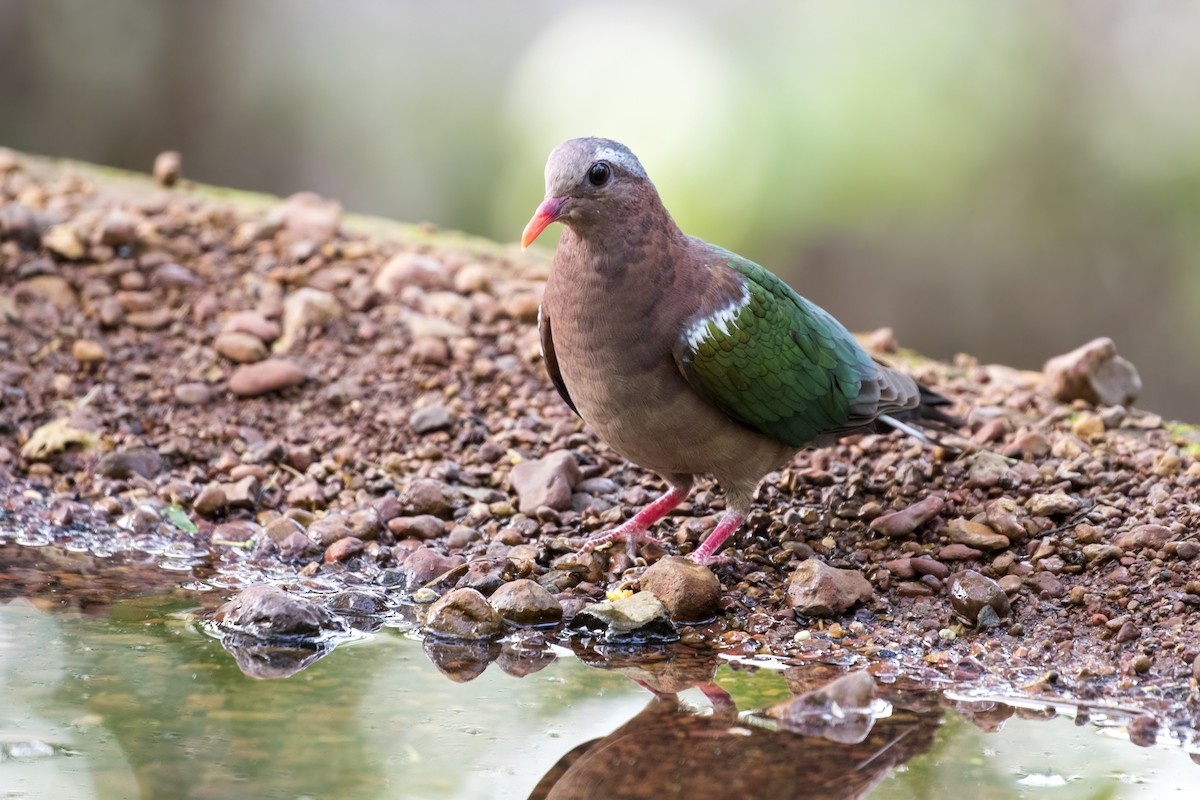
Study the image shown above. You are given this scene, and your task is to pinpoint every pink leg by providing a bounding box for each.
[689,510,745,565]
[579,485,688,555]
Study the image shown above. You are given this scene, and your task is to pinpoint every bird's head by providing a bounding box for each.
[521,137,652,249]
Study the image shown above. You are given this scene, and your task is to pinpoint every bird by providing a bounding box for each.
[521,137,952,565]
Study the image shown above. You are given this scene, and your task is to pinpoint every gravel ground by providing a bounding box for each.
[2,149,1199,744]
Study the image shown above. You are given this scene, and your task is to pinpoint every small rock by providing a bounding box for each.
[154,150,182,186]
[947,570,1011,626]
[93,447,163,480]
[43,223,86,259]
[911,556,950,578]
[150,262,201,289]
[325,536,365,563]
[174,382,212,405]
[214,584,345,639]
[401,478,454,518]
[269,191,341,247]
[570,592,678,642]
[786,560,874,618]
[72,339,106,363]
[275,287,342,352]
[945,518,1009,551]
[985,498,1027,540]
[1115,621,1140,643]
[1072,412,1106,442]
[1043,337,1141,407]
[1114,524,1172,552]
[229,358,307,396]
[126,308,173,330]
[214,331,268,363]
[402,548,464,591]
[328,588,390,617]
[1082,544,1122,565]
[869,495,944,537]
[222,310,281,342]
[488,579,563,626]
[374,252,448,293]
[19,275,76,310]
[1002,430,1050,459]
[965,451,1012,488]
[307,511,354,547]
[193,484,227,517]
[223,475,261,509]
[96,210,137,247]
[1173,541,1200,561]
[1026,492,1081,517]
[456,559,516,595]
[410,404,454,434]
[1025,571,1065,598]
[387,515,446,540]
[640,555,721,622]
[510,451,581,513]
[279,531,316,561]
[939,543,983,561]
[424,588,504,640]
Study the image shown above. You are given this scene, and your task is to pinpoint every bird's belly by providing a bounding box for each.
[563,354,788,480]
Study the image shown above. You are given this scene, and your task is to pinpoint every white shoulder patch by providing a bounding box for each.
[684,281,751,351]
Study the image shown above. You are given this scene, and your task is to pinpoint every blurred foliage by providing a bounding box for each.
[1,0,1197,417]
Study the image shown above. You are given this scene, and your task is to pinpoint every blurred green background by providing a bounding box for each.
[2,0,1197,419]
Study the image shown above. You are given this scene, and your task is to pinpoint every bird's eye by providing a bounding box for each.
[587,161,611,186]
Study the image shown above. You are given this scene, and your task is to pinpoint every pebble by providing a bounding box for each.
[325,536,365,563]
[168,383,210,407]
[1114,524,1172,552]
[401,478,454,518]
[1025,571,1066,598]
[869,494,944,537]
[947,570,1011,626]
[43,223,86,259]
[374,252,448,293]
[570,592,678,642]
[965,451,1012,488]
[154,150,182,186]
[424,588,504,640]
[71,339,106,363]
[126,308,173,330]
[488,579,563,626]
[939,543,983,561]
[911,556,950,579]
[1043,336,1142,407]
[214,331,268,363]
[997,574,1023,594]
[193,484,227,517]
[276,287,342,352]
[410,403,454,434]
[984,498,1027,540]
[387,515,446,540]
[944,518,1009,551]
[228,358,307,396]
[402,548,464,591]
[150,262,201,289]
[640,556,721,622]
[509,450,581,513]
[214,584,345,639]
[1026,492,1081,517]
[786,560,874,618]
[93,447,163,480]
[222,310,281,342]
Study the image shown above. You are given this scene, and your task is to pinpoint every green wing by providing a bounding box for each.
[673,250,882,447]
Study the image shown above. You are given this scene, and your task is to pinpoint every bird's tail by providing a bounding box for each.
[878,385,963,449]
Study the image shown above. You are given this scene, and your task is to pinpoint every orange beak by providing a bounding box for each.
[521,197,567,250]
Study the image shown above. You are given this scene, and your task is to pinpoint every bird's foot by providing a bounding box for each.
[577,485,688,561]
[687,510,746,565]
[578,523,663,561]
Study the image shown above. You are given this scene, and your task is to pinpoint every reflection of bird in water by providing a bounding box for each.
[527,668,942,800]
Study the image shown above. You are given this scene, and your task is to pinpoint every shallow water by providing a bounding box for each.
[1,590,1197,800]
